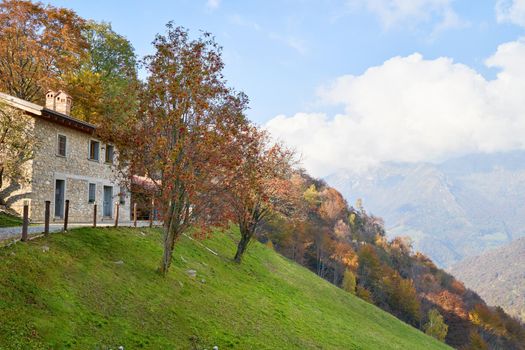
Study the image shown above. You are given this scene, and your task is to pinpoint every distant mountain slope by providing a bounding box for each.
[326,151,525,267]
[450,237,525,322]
[0,227,451,349]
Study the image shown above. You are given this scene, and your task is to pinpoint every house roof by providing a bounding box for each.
[0,91,95,134]
[131,175,160,192]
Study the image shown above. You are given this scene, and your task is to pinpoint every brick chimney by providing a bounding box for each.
[45,90,72,115]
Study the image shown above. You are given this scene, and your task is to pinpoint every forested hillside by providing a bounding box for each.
[451,237,525,322]
[261,173,525,349]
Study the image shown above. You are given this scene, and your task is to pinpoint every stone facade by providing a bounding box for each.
[1,92,130,223]
[29,118,130,223]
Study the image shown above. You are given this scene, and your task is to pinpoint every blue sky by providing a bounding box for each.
[46,0,525,176]
[46,0,521,123]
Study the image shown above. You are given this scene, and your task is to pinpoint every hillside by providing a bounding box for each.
[0,227,451,350]
[450,237,525,322]
[326,151,525,267]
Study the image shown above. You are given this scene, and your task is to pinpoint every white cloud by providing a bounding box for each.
[348,0,462,30]
[265,38,525,177]
[269,33,308,55]
[228,15,308,55]
[206,0,220,10]
[496,0,525,26]
[229,14,261,31]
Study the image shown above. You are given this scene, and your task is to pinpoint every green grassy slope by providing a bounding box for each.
[0,227,451,350]
[0,212,22,228]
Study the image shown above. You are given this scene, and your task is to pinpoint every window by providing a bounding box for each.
[89,140,100,161]
[119,186,126,205]
[105,145,114,164]
[57,135,67,157]
[88,183,96,203]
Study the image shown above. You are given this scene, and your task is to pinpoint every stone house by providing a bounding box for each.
[0,91,131,223]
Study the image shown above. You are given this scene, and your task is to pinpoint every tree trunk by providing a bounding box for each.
[158,201,179,275]
[159,226,177,275]
[234,229,252,263]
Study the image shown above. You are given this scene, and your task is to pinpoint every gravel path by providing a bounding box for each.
[0,221,159,243]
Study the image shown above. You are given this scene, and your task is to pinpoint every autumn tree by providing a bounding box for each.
[0,0,87,101]
[342,269,357,294]
[357,244,383,296]
[303,187,348,278]
[423,309,448,342]
[319,188,347,223]
[67,21,139,125]
[466,331,488,350]
[389,236,414,278]
[303,184,320,206]
[223,125,297,263]
[330,241,355,284]
[0,103,37,206]
[119,23,249,275]
[263,174,310,263]
[355,198,364,213]
[381,267,421,325]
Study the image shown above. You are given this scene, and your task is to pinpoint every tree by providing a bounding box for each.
[356,286,373,303]
[389,236,413,278]
[0,0,87,101]
[0,103,37,206]
[319,188,347,223]
[342,269,357,294]
[223,125,297,263]
[381,268,421,325]
[357,245,383,295]
[68,21,139,125]
[303,184,320,206]
[119,23,248,275]
[330,241,356,284]
[0,2,137,127]
[355,198,364,213]
[423,309,448,342]
[466,331,488,350]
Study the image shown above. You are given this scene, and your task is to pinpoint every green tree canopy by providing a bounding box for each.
[423,309,448,342]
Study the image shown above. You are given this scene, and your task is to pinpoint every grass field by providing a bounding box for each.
[0,227,452,349]
[0,212,22,228]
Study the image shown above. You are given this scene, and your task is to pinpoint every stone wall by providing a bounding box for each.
[0,117,35,218]
[27,118,131,223]
[0,161,33,218]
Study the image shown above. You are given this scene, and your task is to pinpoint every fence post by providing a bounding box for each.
[44,200,50,235]
[114,202,120,228]
[64,200,69,231]
[21,202,29,242]
[149,198,154,228]
[133,202,137,227]
[93,204,97,228]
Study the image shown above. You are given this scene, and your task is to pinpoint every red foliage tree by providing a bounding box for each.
[119,24,249,274]
[222,125,298,263]
[0,0,87,101]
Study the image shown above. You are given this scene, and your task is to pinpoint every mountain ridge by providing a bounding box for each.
[325,150,525,267]
[450,237,525,322]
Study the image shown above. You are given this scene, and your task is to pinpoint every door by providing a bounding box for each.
[103,186,113,217]
[54,179,65,218]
